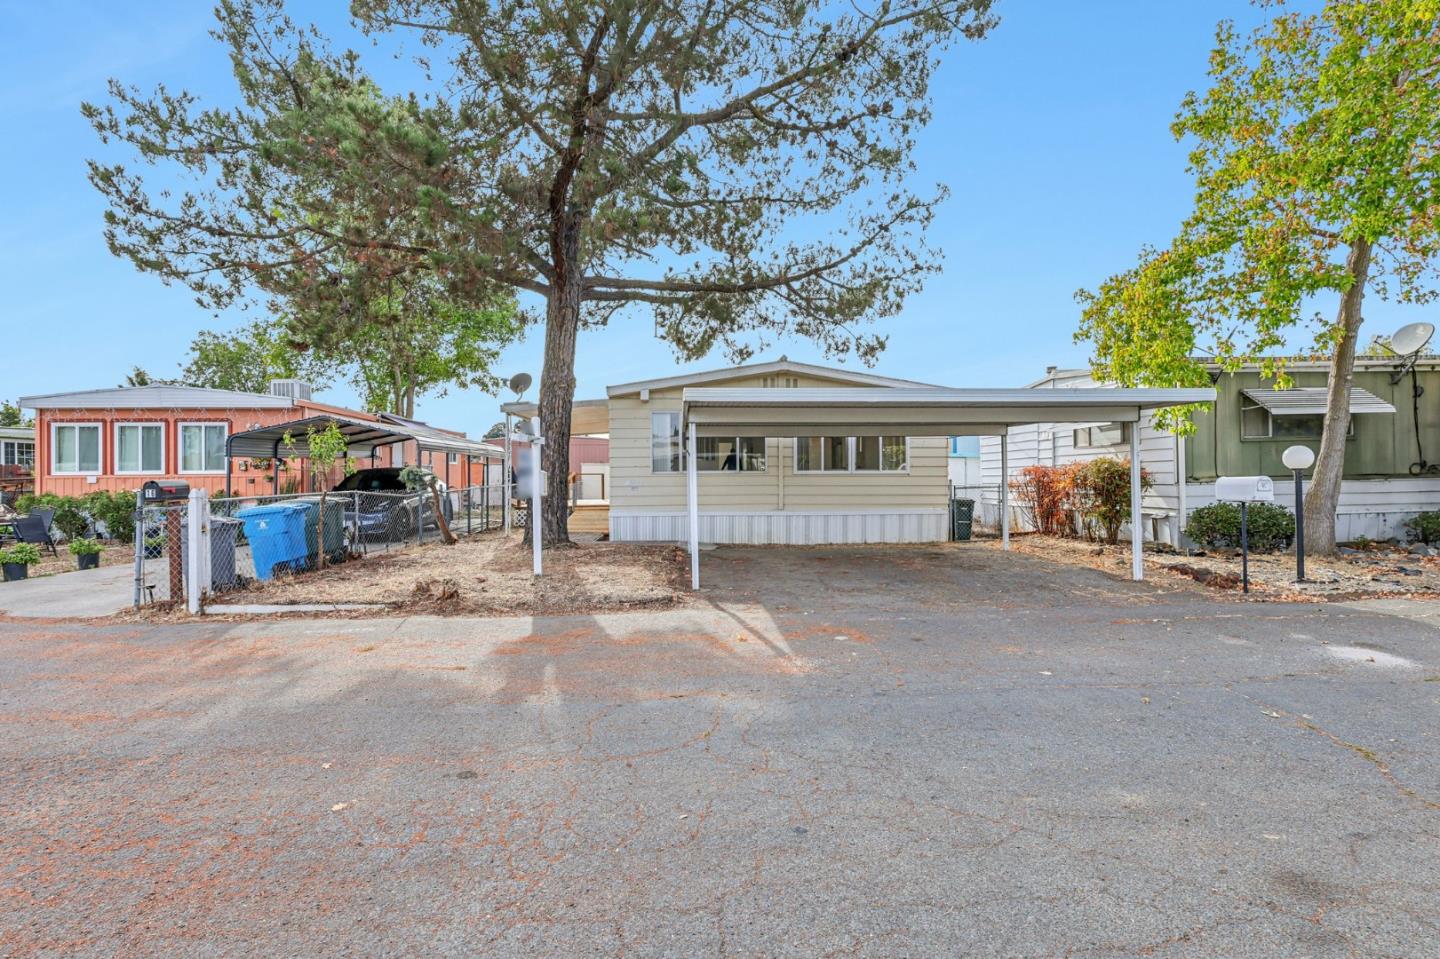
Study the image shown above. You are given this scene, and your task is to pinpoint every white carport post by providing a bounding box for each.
[687,420,700,589]
[1130,423,1143,581]
[999,430,1010,549]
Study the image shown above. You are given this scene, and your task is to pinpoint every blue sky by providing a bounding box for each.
[3,0,1412,438]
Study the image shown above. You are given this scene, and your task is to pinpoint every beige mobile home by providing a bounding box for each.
[606,360,952,544]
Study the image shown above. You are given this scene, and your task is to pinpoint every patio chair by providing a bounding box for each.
[12,515,58,557]
[31,507,55,537]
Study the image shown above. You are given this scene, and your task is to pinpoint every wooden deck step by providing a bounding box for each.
[569,505,610,534]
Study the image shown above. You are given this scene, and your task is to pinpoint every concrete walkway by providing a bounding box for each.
[0,564,132,618]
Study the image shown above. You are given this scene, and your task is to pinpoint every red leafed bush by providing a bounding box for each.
[1009,464,1082,537]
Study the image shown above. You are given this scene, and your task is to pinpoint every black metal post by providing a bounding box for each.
[1240,502,1250,594]
[1293,468,1306,582]
[465,454,473,536]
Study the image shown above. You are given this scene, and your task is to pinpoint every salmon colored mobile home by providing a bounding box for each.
[20,384,498,498]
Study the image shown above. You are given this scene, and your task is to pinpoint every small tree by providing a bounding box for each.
[1072,459,1153,546]
[284,422,356,569]
[399,466,457,546]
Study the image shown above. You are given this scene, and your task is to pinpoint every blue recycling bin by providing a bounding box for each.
[235,502,312,580]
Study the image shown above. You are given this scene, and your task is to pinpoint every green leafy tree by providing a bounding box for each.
[339,281,521,418]
[0,401,31,428]
[85,0,998,546]
[118,366,171,388]
[1076,0,1440,554]
[180,320,336,394]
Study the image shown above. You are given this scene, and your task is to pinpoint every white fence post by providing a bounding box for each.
[186,488,211,614]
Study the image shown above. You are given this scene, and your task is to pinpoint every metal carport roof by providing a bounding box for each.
[226,413,503,459]
[681,387,1217,436]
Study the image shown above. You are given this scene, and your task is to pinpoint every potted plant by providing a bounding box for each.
[144,533,165,559]
[68,538,104,570]
[0,543,42,582]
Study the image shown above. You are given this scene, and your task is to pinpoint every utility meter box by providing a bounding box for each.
[141,480,191,502]
[1215,476,1274,503]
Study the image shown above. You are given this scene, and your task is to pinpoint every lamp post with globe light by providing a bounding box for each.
[1282,445,1316,582]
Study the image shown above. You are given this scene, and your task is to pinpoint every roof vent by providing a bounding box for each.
[1045,365,1058,376]
[268,379,312,403]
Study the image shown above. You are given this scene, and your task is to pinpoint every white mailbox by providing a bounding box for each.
[1215,475,1275,503]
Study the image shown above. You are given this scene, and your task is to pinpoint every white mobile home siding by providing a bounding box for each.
[608,374,949,544]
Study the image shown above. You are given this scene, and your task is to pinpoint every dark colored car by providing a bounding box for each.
[331,468,453,542]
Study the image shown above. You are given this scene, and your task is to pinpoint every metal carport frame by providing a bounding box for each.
[680,386,1216,589]
[225,413,503,493]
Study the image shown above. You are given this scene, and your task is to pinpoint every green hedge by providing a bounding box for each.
[15,491,137,543]
[1185,502,1295,553]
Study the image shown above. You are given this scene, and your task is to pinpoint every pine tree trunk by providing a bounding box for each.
[1303,239,1372,555]
[529,214,580,549]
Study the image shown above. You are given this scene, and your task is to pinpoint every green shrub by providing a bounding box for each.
[0,543,42,566]
[1403,511,1440,545]
[83,490,137,544]
[67,538,104,556]
[1185,502,1295,553]
[16,493,90,541]
[1072,458,1154,545]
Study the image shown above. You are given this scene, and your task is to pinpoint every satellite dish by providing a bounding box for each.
[1391,322,1435,357]
[508,372,533,399]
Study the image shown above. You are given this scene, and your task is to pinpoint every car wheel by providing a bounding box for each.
[388,506,414,542]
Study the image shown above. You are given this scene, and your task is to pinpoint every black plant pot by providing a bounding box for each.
[77,553,100,570]
[2,562,29,582]
[144,542,163,559]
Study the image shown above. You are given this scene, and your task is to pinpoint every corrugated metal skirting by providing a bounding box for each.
[610,510,947,545]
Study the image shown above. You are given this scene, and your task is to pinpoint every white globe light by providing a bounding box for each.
[1282,445,1316,471]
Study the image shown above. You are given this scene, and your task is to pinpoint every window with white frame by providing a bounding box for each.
[115,423,164,474]
[179,422,228,473]
[696,436,766,471]
[52,423,101,474]
[795,436,908,472]
[1073,422,1131,448]
[1,440,34,471]
[651,412,683,472]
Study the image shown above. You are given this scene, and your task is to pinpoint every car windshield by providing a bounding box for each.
[333,471,407,493]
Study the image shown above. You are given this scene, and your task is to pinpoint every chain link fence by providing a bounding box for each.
[134,501,188,605]
[949,483,1003,539]
[133,483,517,608]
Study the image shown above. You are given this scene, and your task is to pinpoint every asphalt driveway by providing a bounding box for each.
[2,544,1438,957]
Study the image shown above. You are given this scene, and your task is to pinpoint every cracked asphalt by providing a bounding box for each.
[2,544,1438,957]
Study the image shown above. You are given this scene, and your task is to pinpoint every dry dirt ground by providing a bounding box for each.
[1005,533,1440,601]
[210,531,688,616]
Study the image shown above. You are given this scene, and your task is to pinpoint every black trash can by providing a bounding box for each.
[951,498,976,541]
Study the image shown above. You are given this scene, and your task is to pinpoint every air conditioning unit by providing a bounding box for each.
[268,379,313,403]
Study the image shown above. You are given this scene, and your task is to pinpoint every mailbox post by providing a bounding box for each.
[1215,476,1275,593]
